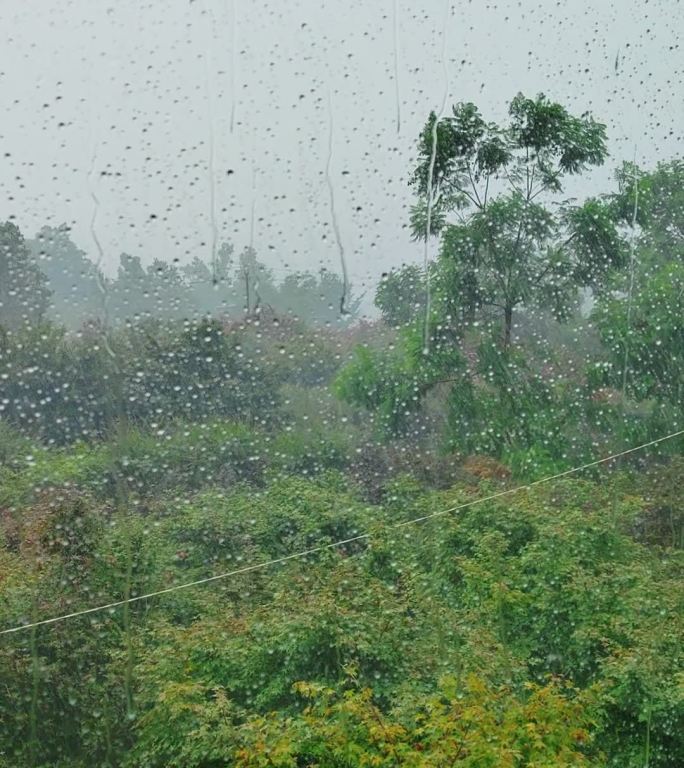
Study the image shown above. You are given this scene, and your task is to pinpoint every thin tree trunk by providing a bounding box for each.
[503,305,513,350]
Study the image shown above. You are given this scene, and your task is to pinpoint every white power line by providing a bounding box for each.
[1,427,682,636]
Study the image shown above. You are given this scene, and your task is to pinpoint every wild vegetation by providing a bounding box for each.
[1,96,683,766]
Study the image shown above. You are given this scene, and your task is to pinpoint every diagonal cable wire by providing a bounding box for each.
[2,427,683,636]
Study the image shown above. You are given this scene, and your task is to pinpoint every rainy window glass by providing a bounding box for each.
[1,1,683,765]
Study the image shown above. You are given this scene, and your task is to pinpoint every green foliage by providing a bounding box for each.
[0,419,34,467]
[270,427,348,476]
[335,311,465,439]
[374,264,426,328]
[633,457,684,548]
[410,102,511,208]
[274,331,344,387]
[593,262,684,410]
[0,322,114,444]
[334,344,422,437]
[563,197,628,290]
[508,92,607,176]
[2,450,683,767]
[611,159,684,261]
[231,675,601,767]
[0,420,264,509]
[128,317,281,426]
[0,317,282,444]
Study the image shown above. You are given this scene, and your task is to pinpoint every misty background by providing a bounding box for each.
[0,0,682,317]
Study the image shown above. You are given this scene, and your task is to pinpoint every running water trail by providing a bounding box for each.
[422,0,451,354]
[229,0,237,133]
[250,166,262,311]
[392,0,401,133]
[202,0,219,283]
[85,60,116,361]
[325,89,350,315]
[86,87,135,720]
[621,152,639,401]
[87,148,117,363]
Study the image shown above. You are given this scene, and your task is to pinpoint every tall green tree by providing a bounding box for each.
[411,94,626,348]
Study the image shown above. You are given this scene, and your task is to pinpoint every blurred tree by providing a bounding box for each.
[110,253,192,325]
[147,258,193,320]
[0,221,50,330]
[278,268,361,326]
[27,224,105,329]
[315,268,362,324]
[235,246,279,314]
[374,263,426,327]
[110,253,149,322]
[182,241,236,316]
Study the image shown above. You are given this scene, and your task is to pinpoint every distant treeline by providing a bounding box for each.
[0,221,362,331]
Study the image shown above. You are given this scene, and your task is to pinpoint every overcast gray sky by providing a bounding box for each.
[0,0,682,305]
